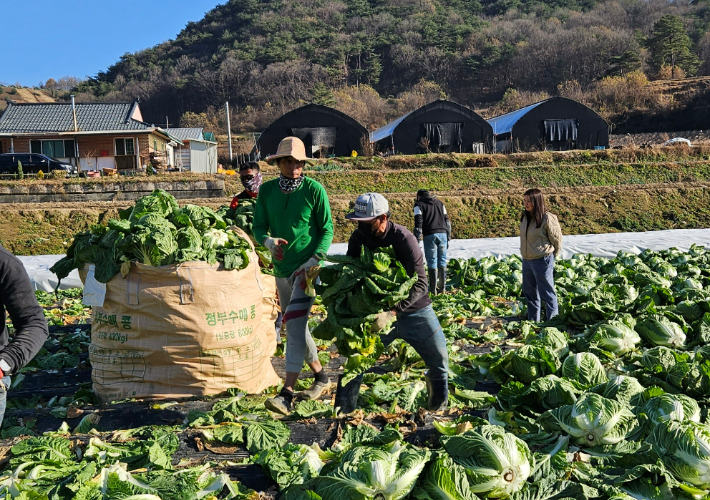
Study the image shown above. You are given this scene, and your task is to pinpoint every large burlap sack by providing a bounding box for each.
[81,229,280,402]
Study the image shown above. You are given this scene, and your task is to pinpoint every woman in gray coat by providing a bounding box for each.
[520,188,562,322]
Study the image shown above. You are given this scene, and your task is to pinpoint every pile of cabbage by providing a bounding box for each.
[312,246,418,384]
[51,189,253,283]
[432,244,710,499]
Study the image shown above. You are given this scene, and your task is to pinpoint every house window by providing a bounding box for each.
[115,138,135,156]
[30,139,76,158]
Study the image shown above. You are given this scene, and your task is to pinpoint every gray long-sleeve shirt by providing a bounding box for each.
[0,246,49,374]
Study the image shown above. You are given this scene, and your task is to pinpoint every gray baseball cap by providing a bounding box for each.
[345,192,390,221]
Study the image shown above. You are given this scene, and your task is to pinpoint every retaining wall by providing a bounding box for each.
[0,179,225,203]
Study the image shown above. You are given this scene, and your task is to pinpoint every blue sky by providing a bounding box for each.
[1,0,221,87]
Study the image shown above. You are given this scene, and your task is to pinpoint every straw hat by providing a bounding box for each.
[266,136,316,164]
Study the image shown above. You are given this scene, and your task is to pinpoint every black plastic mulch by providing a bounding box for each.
[1,321,513,494]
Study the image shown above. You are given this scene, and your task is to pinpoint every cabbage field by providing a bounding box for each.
[5,245,710,498]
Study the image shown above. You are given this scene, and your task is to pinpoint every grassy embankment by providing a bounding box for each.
[3,148,710,255]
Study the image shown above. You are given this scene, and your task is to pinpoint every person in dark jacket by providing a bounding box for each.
[228,160,283,342]
[334,192,449,413]
[413,189,451,295]
[0,246,49,426]
[229,161,262,209]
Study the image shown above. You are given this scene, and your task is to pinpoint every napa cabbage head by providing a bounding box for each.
[561,352,608,388]
[202,229,230,250]
[695,345,710,365]
[635,316,686,349]
[440,424,532,498]
[538,393,639,448]
[497,374,581,412]
[413,453,478,500]
[128,188,178,223]
[640,393,701,427]
[589,320,641,356]
[641,346,691,373]
[590,375,645,405]
[254,443,324,490]
[525,327,569,359]
[676,278,704,293]
[652,261,678,279]
[647,420,710,489]
[503,344,562,385]
[675,301,704,323]
[313,441,430,500]
[633,272,672,290]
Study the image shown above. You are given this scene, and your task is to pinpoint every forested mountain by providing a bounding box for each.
[73,0,710,133]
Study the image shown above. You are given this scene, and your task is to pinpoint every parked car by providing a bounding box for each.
[0,153,77,175]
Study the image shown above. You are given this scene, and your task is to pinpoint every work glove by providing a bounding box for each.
[371,310,396,333]
[263,237,288,261]
[295,256,322,296]
[413,227,423,242]
[295,256,321,276]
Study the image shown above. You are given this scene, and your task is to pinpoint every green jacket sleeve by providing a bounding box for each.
[252,186,270,246]
[312,182,334,258]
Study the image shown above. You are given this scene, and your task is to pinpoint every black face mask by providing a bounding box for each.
[358,221,382,237]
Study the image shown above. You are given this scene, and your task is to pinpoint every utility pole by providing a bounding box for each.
[225,101,233,162]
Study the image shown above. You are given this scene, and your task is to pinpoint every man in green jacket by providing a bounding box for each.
[253,136,334,415]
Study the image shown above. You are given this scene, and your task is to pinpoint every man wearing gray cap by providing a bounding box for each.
[335,192,449,411]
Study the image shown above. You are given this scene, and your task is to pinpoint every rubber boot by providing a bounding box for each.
[437,266,447,294]
[334,373,364,414]
[428,268,438,296]
[425,374,449,411]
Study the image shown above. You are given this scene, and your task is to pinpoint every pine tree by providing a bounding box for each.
[648,15,700,78]
[310,83,336,107]
[607,51,642,77]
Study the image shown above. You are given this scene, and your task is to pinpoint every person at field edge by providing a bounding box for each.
[228,161,283,342]
[229,161,263,209]
[413,189,451,295]
[0,245,49,427]
[520,188,562,322]
[335,192,449,412]
[253,136,334,416]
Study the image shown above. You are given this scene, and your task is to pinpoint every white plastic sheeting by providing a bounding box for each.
[17,255,82,292]
[18,228,710,292]
[329,228,710,261]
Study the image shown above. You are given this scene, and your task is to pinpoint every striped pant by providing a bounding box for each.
[276,271,319,373]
